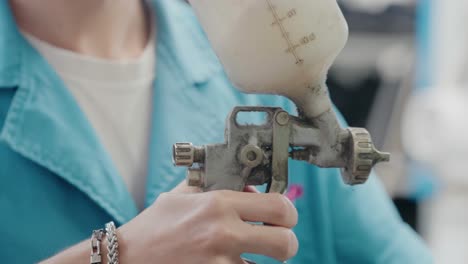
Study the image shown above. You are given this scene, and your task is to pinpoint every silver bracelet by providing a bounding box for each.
[105,221,119,264]
[90,229,105,264]
[90,222,119,264]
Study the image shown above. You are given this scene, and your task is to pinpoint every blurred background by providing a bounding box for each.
[331,0,468,263]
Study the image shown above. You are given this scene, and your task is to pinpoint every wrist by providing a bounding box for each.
[114,225,132,263]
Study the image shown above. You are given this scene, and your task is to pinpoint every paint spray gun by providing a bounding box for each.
[173,0,390,193]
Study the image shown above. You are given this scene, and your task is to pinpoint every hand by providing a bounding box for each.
[117,183,299,264]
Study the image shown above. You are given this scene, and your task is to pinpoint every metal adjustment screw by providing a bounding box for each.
[186,168,204,187]
[342,128,390,185]
[173,142,206,167]
[239,144,264,168]
[173,142,195,166]
[275,111,290,126]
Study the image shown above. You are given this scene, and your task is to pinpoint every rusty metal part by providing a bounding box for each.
[173,106,390,193]
[239,145,264,168]
[172,143,205,166]
[268,110,291,193]
[341,128,391,185]
[186,168,205,188]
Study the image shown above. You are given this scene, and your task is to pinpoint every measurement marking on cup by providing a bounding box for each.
[266,0,304,65]
[270,8,297,26]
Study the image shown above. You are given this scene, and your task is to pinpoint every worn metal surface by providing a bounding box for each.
[269,111,290,193]
[173,106,390,193]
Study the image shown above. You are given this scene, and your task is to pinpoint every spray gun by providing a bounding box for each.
[173,0,390,193]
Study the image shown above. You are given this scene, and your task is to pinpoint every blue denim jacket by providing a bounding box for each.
[0,0,431,263]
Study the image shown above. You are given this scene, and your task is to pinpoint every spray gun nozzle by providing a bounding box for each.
[374,150,391,164]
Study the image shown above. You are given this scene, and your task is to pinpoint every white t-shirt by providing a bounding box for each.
[22,31,156,211]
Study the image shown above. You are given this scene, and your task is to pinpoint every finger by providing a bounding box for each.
[219,191,298,228]
[243,186,260,193]
[238,223,298,261]
[170,180,202,194]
